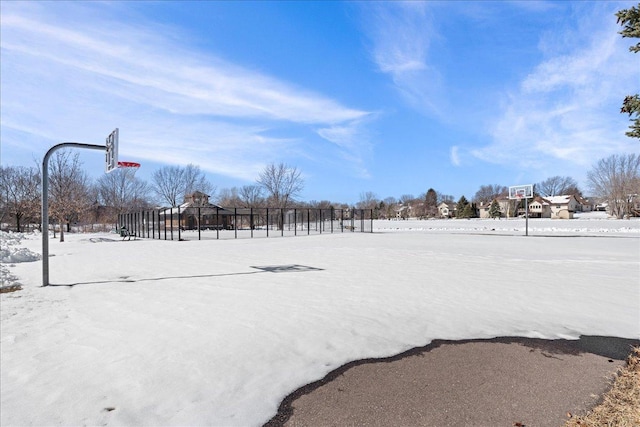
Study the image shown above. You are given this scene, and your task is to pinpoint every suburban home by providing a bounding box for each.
[477,201,493,219]
[575,195,593,212]
[477,197,515,218]
[438,202,456,218]
[478,195,580,219]
[395,204,412,219]
[527,196,551,218]
[519,195,580,219]
[544,195,580,219]
[497,197,516,218]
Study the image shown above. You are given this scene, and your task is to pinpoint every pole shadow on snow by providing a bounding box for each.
[46,264,324,287]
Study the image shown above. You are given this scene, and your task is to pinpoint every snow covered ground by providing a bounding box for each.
[1,216,639,426]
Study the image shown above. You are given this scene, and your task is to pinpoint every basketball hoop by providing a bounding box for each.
[117,161,141,168]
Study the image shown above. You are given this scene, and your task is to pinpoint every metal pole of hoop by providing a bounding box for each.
[42,142,106,286]
[509,184,533,237]
[525,196,529,236]
[41,129,122,286]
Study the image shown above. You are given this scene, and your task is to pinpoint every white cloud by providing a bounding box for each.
[471,3,638,177]
[450,146,461,166]
[316,117,375,179]
[359,2,447,118]
[0,2,372,181]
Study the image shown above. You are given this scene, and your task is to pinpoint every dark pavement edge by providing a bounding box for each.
[262,335,640,427]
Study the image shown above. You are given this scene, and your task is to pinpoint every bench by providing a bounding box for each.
[117,226,132,240]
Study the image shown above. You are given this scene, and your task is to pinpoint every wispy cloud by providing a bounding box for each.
[471,3,638,176]
[316,116,377,179]
[449,146,461,167]
[0,2,372,181]
[359,2,446,117]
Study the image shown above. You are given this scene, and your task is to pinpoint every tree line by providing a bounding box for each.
[359,154,640,220]
[0,151,306,238]
[1,150,638,237]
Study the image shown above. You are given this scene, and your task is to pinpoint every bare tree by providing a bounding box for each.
[587,153,640,218]
[308,200,334,209]
[381,196,397,219]
[95,167,151,222]
[437,192,455,204]
[216,187,242,206]
[48,150,92,241]
[535,176,579,197]
[152,164,213,207]
[239,185,265,208]
[257,163,304,210]
[397,194,416,219]
[473,184,507,204]
[183,164,215,198]
[152,166,183,207]
[0,166,41,231]
[357,191,378,210]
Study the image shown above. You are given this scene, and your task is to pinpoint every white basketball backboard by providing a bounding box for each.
[508,184,533,199]
[105,128,119,173]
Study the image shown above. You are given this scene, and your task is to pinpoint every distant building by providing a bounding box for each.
[545,195,580,219]
[438,202,456,218]
[528,197,551,218]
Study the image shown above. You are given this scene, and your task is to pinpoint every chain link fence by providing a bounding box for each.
[118,207,373,241]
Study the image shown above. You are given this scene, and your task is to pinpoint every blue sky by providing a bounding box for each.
[1,1,638,204]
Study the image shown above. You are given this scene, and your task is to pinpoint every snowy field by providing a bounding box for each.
[1,215,639,426]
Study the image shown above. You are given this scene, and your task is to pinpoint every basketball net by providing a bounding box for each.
[117,161,141,168]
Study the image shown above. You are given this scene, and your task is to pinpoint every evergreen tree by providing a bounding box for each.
[489,199,501,219]
[456,196,470,218]
[617,4,640,138]
[424,188,438,217]
[463,202,476,218]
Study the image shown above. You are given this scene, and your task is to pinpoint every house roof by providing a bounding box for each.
[531,196,550,205]
[544,195,575,205]
[179,201,223,209]
[438,202,456,209]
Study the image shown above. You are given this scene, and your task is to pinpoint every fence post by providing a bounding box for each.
[234,208,238,239]
[370,209,373,233]
[216,207,219,240]
[170,208,174,240]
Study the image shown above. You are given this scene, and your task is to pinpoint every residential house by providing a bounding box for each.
[497,197,516,218]
[545,195,580,219]
[395,204,412,219]
[477,197,516,218]
[527,196,551,218]
[438,202,456,218]
[575,195,593,212]
[477,201,492,219]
